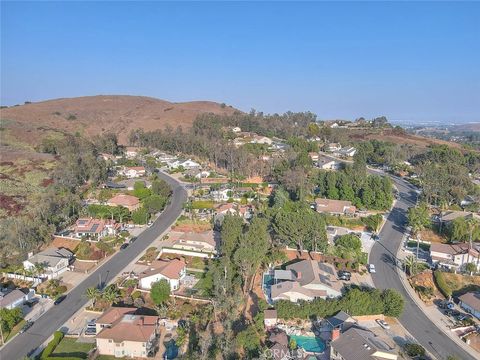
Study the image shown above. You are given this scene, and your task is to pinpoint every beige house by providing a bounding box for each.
[168,230,219,255]
[315,198,356,216]
[271,260,342,303]
[138,259,186,291]
[96,307,160,358]
[107,194,141,212]
[430,243,480,271]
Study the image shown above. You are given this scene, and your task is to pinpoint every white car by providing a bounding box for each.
[368,264,376,273]
[376,319,390,329]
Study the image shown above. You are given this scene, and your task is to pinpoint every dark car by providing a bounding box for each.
[20,321,34,334]
[439,300,455,310]
[338,270,351,281]
[445,309,461,317]
[120,243,129,250]
[54,295,67,305]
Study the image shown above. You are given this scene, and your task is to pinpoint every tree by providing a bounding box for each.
[362,214,383,233]
[101,285,120,304]
[151,179,171,198]
[0,307,23,334]
[335,234,362,251]
[150,279,171,306]
[404,343,426,357]
[143,195,167,214]
[382,289,404,317]
[131,207,149,224]
[465,262,477,274]
[85,287,100,305]
[408,202,430,273]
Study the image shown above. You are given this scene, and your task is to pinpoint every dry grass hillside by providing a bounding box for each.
[1,95,238,144]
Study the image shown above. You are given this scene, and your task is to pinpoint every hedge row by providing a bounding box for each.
[40,331,64,359]
[434,270,452,298]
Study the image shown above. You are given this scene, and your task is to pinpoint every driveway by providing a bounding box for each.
[0,171,187,360]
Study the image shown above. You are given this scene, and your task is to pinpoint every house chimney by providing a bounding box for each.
[331,328,341,341]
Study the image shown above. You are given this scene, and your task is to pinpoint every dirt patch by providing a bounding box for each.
[442,272,480,297]
[71,260,96,273]
[172,223,212,232]
[408,270,443,304]
[0,194,25,215]
[419,229,446,244]
[49,237,81,252]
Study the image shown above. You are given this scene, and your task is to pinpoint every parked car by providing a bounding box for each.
[368,264,376,273]
[439,300,455,310]
[129,237,137,244]
[25,298,39,308]
[147,221,153,227]
[456,313,473,322]
[338,270,351,281]
[445,309,461,317]
[120,243,129,250]
[376,319,390,329]
[54,295,67,305]
[20,321,34,334]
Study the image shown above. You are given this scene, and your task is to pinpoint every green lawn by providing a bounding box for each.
[4,319,26,342]
[50,337,94,359]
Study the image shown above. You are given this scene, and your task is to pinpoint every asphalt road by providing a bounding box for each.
[370,174,476,360]
[0,172,187,360]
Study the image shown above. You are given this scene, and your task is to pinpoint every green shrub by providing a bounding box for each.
[434,270,452,298]
[403,343,426,357]
[40,331,64,359]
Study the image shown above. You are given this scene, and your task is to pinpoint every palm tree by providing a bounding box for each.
[404,255,416,276]
[34,262,47,279]
[101,285,120,304]
[85,287,101,306]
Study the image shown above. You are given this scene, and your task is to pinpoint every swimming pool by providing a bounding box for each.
[164,339,178,359]
[290,335,325,353]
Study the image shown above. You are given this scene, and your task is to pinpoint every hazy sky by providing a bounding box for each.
[1,1,479,123]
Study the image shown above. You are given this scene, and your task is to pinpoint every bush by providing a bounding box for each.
[434,270,452,298]
[403,342,426,357]
[40,331,64,359]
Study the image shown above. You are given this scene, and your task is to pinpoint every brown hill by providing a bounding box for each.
[1,95,238,144]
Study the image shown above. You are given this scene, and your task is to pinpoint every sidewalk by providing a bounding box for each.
[395,261,480,359]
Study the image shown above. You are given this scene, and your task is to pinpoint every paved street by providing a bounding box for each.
[0,172,187,360]
[370,175,478,360]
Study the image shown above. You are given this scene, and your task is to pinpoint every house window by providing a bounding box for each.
[109,339,113,343]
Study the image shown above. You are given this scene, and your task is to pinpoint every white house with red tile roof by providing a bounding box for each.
[138,259,186,291]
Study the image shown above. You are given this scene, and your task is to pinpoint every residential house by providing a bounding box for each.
[210,188,232,201]
[324,311,357,332]
[125,147,139,159]
[315,198,357,216]
[138,259,186,291]
[251,135,273,145]
[326,226,351,244]
[264,309,278,329]
[120,166,146,178]
[23,248,73,279]
[167,159,201,170]
[439,211,480,226]
[107,194,141,212]
[96,307,160,358]
[325,143,342,152]
[270,260,342,303]
[429,243,480,271]
[337,147,357,157]
[74,218,122,239]
[0,289,34,310]
[459,292,480,319]
[309,152,320,162]
[168,230,219,255]
[214,203,253,220]
[318,156,343,170]
[330,326,397,360]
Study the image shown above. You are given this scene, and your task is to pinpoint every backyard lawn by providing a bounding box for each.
[51,337,94,359]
